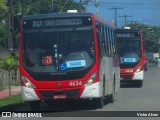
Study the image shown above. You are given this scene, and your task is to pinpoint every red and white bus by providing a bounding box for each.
[19,12,120,110]
[116,28,146,87]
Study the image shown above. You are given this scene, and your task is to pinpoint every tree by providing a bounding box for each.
[0,22,7,48]
[0,56,19,98]
[12,0,84,17]
[0,0,85,47]
[9,0,85,48]
[0,0,8,48]
[0,0,7,25]
[0,0,7,14]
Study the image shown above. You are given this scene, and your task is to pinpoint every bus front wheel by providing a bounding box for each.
[109,79,115,103]
[94,97,104,108]
[94,78,106,108]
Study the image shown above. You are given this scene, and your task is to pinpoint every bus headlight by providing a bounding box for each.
[21,76,35,89]
[136,65,142,73]
[85,72,97,86]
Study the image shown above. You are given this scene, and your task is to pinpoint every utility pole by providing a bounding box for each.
[7,0,14,55]
[59,0,69,12]
[85,0,90,12]
[109,7,123,28]
[119,15,132,25]
[95,0,98,15]
[51,0,57,12]
[79,0,84,12]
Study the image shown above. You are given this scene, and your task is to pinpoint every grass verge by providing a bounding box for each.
[0,94,23,107]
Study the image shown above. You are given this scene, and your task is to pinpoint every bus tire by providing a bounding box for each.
[94,97,104,108]
[110,78,115,103]
[94,77,106,108]
[29,101,41,111]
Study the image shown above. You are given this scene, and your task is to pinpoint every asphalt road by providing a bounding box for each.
[1,64,160,120]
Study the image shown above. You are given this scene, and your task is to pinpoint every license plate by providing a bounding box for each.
[53,94,67,99]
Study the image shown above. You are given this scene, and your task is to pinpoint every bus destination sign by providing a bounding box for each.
[23,18,83,29]
[33,19,82,27]
[116,32,140,38]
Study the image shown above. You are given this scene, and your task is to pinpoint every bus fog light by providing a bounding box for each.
[136,68,141,73]
[21,76,35,89]
[85,72,97,86]
[136,65,142,73]
[88,78,94,84]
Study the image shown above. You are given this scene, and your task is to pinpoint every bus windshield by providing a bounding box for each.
[118,38,142,68]
[22,28,95,74]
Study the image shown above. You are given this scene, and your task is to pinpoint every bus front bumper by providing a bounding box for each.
[22,82,102,102]
[120,71,144,81]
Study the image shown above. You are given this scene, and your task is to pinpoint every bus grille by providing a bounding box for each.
[39,89,80,100]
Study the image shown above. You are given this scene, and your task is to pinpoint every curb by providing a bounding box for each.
[0,92,21,99]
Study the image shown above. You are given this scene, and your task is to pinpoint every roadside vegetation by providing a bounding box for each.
[0,0,85,49]
[0,56,19,98]
[0,94,22,107]
[125,24,160,53]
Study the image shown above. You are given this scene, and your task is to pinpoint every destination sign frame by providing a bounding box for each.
[116,32,140,38]
[23,17,92,29]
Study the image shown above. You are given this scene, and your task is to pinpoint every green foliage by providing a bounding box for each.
[0,0,7,21]
[0,0,7,12]
[55,0,85,12]
[0,94,22,107]
[0,0,84,48]
[0,22,7,48]
[0,1,8,48]
[13,0,84,16]
[0,55,19,98]
[0,56,19,71]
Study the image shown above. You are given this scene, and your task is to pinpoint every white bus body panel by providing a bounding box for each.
[132,71,144,80]
[22,86,40,101]
[80,82,102,98]
[100,57,120,96]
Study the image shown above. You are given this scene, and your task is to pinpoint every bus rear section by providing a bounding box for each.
[19,13,120,110]
[116,29,146,87]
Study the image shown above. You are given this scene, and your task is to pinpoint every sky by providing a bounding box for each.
[75,0,160,28]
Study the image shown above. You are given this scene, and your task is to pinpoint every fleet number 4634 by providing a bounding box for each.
[69,81,82,87]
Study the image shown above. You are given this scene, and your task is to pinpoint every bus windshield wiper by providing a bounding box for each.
[65,27,77,48]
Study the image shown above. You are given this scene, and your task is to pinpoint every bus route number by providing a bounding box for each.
[33,21,42,27]
[69,81,82,87]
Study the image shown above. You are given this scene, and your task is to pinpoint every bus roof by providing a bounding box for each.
[94,14,115,28]
[116,29,141,33]
[22,12,93,20]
